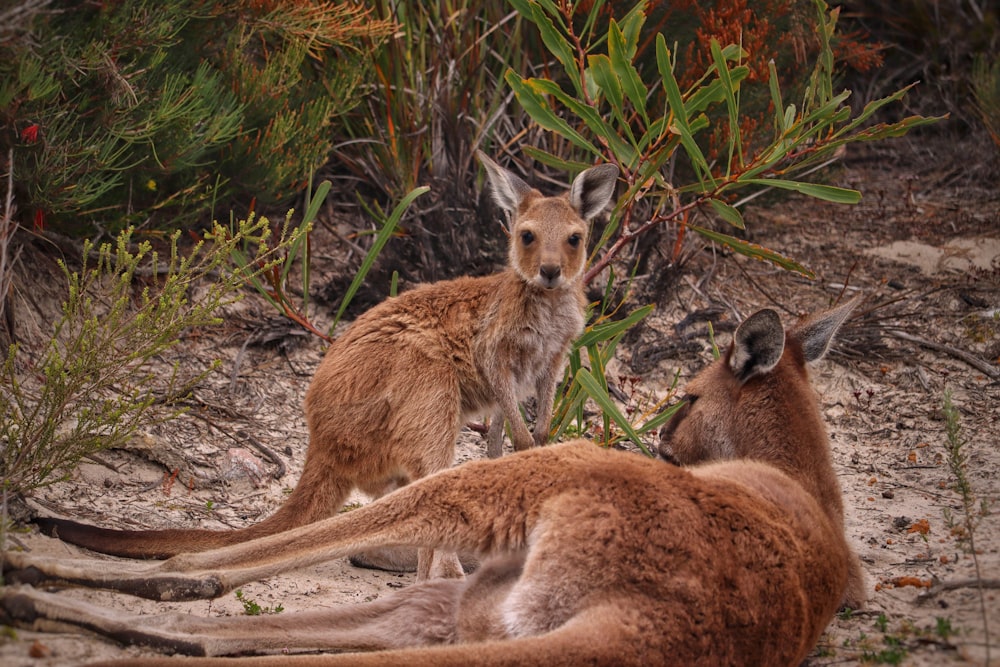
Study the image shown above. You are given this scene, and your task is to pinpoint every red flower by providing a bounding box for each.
[33,209,45,231]
[21,124,39,143]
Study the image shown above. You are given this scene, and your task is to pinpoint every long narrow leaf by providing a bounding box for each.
[588,54,634,144]
[708,198,745,230]
[617,1,647,57]
[609,19,649,127]
[528,4,581,96]
[635,399,686,437]
[768,59,787,136]
[330,186,430,332]
[830,84,915,140]
[588,54,624,112]
[655,34,715,188]
[710,39,742,173]
[505,72,596,155]
[739,178,860,203]
[688,223,815,278]
[529,78,637,165]
[576,304,654,348]
[575,368,652,455]
[522,146,592,173]
[302,180,331,226]
[685,67,749,116]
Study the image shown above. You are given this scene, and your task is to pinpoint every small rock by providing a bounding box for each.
[222,448,267,487]
[29,639,51,658]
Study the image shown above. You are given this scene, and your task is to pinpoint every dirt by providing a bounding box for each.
[1,134,999,666]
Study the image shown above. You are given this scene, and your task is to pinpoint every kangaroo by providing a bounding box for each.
[30,152,619,580]
[3,299,865,666]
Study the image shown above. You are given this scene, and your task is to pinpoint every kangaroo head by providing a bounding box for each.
[658,298,859,471]
[477,151,618,290]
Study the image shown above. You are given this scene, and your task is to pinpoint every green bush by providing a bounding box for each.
[324,0,885,285]
[0,0,390,234]
[509,0,938,281]
[0,214,308,496]
[506,0,939,450]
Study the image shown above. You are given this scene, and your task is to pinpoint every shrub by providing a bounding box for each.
[506,0,938,450]
[0,214,308,496]
[0,0,391,234]
[323,0,883,286]
[508,0,937,282]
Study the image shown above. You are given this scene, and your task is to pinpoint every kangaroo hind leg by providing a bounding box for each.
[1,578,467,657]
[350,400,466,581]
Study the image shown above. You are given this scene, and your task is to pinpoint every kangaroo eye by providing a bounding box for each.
[568,234,581,248]
[521,231,534,245]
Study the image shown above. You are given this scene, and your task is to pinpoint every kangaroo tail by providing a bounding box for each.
[36,461,354,558]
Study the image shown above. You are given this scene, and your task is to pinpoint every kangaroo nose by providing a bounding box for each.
[540,264,561,283]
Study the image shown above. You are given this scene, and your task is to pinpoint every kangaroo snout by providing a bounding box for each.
[538,263,562,288]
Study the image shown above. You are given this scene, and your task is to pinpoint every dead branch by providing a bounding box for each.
[886,329,1000,381]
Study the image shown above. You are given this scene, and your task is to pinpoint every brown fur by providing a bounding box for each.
[3,300,863,666]
[658,299,868,607]
[33,153,619,580]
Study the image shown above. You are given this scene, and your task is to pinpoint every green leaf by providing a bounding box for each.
[574,367,652,455]
[302,179,331,226]
[708,198,745,230]
[577,304,654,348]
[528,4,580,95]
[579,0,609,40]
[688,223,815,278]
[685,68,749,116]
[505,72,596,155]
[331,186,430,332]
[635,400,686,437]
[767,59,786,135]
[655,34,715,188]
[710,39,743,173]
[798,90,852,129]
[521,146,592,173]
[588,54,624,118]
[618,2,647,58]
[829,84,934,141]
[527,78,636,165]
[609,19,649,126]
[740,178,861,203]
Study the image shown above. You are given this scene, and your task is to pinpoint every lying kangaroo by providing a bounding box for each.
[3,299,865,666]
[32,152,619,579]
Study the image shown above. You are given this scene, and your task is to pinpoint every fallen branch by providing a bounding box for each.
[917,578,1000,601]
[886,330,1000,381]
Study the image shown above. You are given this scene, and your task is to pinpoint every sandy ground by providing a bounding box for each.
[1,137,998,666]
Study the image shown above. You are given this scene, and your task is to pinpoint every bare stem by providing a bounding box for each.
[0,147,20,330]
[943,390,991,664]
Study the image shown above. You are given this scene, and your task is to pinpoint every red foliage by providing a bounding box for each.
[21,123,39,143]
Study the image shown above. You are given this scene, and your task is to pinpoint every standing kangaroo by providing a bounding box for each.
[3,299,865,666]
[34,152,620,579]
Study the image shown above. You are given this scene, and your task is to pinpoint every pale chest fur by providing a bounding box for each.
[469,273,586,408]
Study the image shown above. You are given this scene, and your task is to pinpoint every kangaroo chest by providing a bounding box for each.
[463,285,585,411]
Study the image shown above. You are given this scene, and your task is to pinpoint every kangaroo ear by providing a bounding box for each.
[568,164,619,220]
[789,295,862,363]
[729,308,785,382]
[477,151,534,216]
